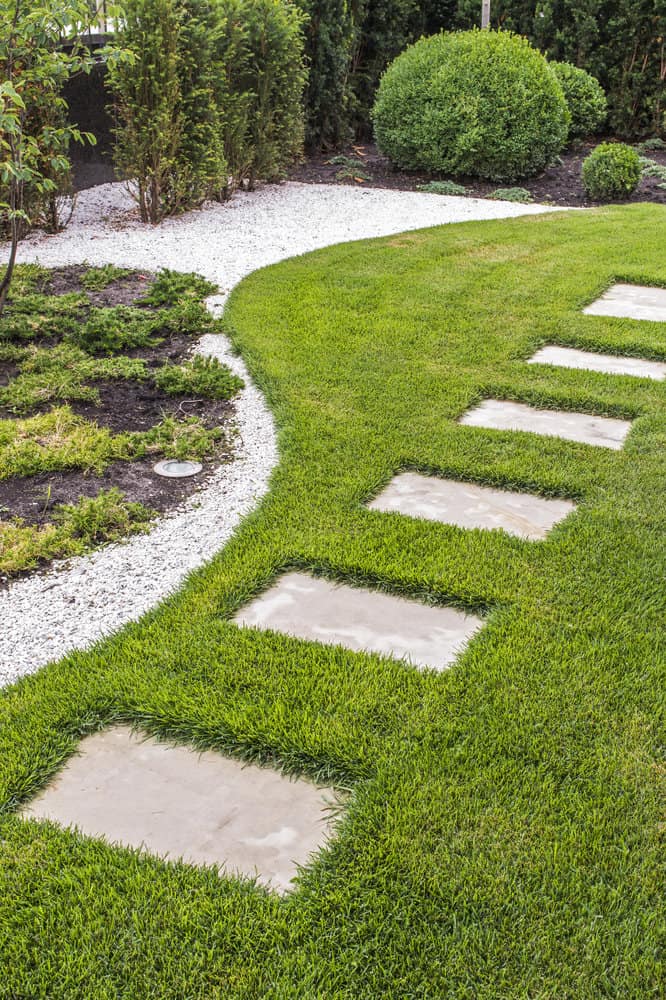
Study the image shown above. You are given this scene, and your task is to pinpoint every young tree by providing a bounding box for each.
[0,0,99,315]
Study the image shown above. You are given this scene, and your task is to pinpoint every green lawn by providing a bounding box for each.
[0,204,664,998]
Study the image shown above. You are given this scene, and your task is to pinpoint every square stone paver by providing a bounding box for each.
[368,472,575,540]
[21,726,335,893]
[233,571,483,671]
[459,399,631,450]
[528,345,665,381]
[583,283,666,322]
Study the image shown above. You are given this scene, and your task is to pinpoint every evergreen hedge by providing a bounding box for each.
[372,30,570,182]
[107,0,306,221]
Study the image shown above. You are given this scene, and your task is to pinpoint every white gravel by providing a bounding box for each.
[0,181,561,686]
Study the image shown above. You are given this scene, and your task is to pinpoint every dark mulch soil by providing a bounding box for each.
[45,264,155,308]
[289,140,666,207]
[0,265,235,529]
[0,455,224,529]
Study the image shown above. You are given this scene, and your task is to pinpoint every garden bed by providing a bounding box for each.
[290,139,666,206]
[0,264,242,580]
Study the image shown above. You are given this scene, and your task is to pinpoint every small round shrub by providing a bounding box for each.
[582,143,641,201]
[371,29,570,182]
[550,61,607,141]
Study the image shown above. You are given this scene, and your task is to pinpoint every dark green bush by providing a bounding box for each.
[372,30,569,182]
[140,270,217,307]
[451,0,665,139]
[293,0,355,149]
[581,142,641,200]
[107,0,305,215]
[550,61,607,141]
[215,0,307,190]
[72,307,161,354]
[108,0,227,222]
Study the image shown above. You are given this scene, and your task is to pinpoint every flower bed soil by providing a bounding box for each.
[0,266,234,531]
[290,140,666,207]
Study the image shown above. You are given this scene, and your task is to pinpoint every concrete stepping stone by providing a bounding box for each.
[459,399,631,450]
[368,472,575,540]
[583,283,666,322]
[528,345,665,381]
[233,571,483,671]
[21,726,334,894]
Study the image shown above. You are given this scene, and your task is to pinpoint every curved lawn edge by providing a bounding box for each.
[0,181,562,685]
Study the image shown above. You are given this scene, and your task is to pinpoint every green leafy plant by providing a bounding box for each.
[71,306,161,354]
[489,187,533,203]
[328,156,372,182]
[582,142,642,200]
[0,0,99,314]
[372,29,570,182]
[0,488,154,576]
[108,0,229,222]
[638,137,666,153]
[417,179,468,195]
[292,0,355,149]
[79,264,132,291]
[549,61,607,141]
[154,355,244,401]
[140,269,217,307]
[215,0,307,192]
[638,156,666,183]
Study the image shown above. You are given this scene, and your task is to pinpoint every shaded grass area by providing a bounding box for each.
[0,206,665,997]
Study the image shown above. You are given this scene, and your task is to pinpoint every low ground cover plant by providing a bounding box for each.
[582,142,642,200]
[0,264,242,576]
[0,206,663,994]
[372,30,570,182]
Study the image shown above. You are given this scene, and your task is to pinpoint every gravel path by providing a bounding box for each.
[0,181,561,686]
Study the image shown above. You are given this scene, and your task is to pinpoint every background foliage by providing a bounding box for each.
[300,0,664,147]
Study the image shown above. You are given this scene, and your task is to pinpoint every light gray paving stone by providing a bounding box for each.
[459,399,631,450]
[368,473,575,540]
[21,726,335,893]
[528,345,665,381]
[233,571,483,671]
[583,283,666,322]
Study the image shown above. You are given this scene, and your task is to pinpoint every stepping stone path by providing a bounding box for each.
[20,285,664,890]
[459,399,631,450]
[21,726,334,893]
[528,345,666,381]
[583,283,666,322]
[233,571,483,672]
[368,473,575,540]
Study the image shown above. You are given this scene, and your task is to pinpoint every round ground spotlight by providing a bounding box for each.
[153,459,203,479]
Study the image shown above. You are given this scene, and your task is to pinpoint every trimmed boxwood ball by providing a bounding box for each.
[582,143,641,201]
[371,29,570,182]
[550,61,607,141]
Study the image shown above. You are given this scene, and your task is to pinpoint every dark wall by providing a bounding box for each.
[63,57,116,189]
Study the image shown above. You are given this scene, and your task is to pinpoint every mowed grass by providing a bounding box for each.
[0,205,665,998]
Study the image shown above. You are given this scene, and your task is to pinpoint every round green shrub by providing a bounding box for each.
[550,61,607,141]
[371,29,570,182]
[581,142,641,201]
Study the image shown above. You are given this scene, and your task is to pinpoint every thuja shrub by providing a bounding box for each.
[372,30,569,182]
[550,61,607,141]
[108,0,227,221]
[215,0,307,191]
[293,0,355,149]
[108,0,305,215]
[582,142,641,201]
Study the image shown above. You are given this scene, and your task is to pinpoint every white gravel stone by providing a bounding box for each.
[0,181,560,686]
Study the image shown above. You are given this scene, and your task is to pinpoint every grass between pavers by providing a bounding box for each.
[0,205,664,997]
